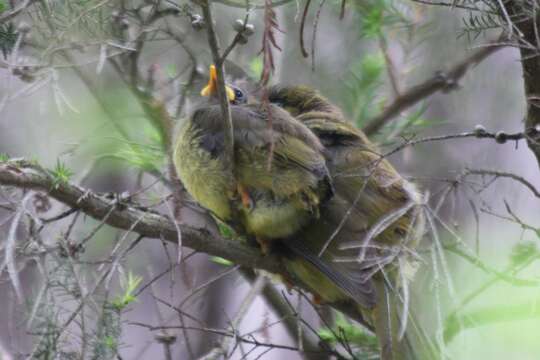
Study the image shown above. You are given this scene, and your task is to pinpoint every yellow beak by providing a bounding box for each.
[200,65,236,102]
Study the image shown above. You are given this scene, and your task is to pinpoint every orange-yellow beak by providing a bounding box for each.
[200,65,236,102]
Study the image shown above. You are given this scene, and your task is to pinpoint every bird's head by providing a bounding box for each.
[200,65,248,105]
[267,85,337,117]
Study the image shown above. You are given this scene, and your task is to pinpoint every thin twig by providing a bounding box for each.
[199,275,266,360]
[200,0,235,170]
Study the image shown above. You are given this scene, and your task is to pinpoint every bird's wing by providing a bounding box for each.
[286,113,422,307]
[192,104,332,200]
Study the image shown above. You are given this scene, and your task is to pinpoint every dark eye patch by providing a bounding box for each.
[235,88,244,100]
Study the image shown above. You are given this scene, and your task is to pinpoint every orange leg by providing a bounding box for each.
[256,236,271,255]
[312,293,324,305]
[237,184,253,210]
[282,276,294,292]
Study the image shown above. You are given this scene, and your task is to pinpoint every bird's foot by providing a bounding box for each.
[237,184,254,211]
[312,293,324,305]
[256,237,271,255]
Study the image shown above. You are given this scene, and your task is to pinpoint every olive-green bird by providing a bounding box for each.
[220,84,421,307]
[263,85,432,359]
[173,67,333,251]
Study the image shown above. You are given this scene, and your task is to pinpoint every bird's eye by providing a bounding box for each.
[233,87,246,104]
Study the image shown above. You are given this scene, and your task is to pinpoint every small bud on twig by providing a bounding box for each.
[191,14,205,30]
[473,124,487,137]
[495,131,507,144]
[233,19,255,36]
[17,22,31,34]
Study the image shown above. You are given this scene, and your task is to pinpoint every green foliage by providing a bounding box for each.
[92,304,121,359]
[361,5,385,37]
[165,63,178,78]
[218,221,236,239]
[510,242,538,267]
[27,253,132,359]
[458,1,502,40]
[342,53,385,127]
[111,272,142,311]
[339,0,411,37]
[211,256,234,266]
[114,140,164,173]
[318,313,379,357]
[50,159,74,189]
[249,57,263,79]
[0,152,8,162]
[0,0,6,13]
[0,22,17,58]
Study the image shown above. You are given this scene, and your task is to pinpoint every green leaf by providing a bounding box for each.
[318,312,378,350]
[111,272,143,311]
[218,222,235,239]
[114,139,164,173]
[50,159,74,189]
[0,22,17,58]
[165,63,177,78]
[211,256,234,266]
[362,6,384,37]
[342,53,384,127]
[0,153,8,162]
[104,336,117,349]
[0,1,6,13]
[249,57,263,79]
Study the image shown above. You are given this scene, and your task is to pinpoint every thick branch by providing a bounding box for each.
[505,2,540,168]
[0,160,276,272]
[0,159,369,326]
[363,42,503,136]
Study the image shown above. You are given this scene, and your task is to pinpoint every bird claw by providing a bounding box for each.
[256,237,271,255]
[312,293,324,305]
[237,184,254,211]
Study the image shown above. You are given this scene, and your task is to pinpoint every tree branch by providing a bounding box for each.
[0,0,37,22]
[0,159,276,272]
[505,2,540,169]
[0,159,370,326]
[363,41,503,136]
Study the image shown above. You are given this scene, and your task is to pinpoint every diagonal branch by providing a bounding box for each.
[199,275,266,360]
[0,160,276,272]
[0,159,370,326]
[0,0,37,22]
[363,42,503,135]
[505,1,540,169]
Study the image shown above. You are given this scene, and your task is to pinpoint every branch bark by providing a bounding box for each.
[363,41,503,136]
[505,2,540,169]
[0,160,276,272]
[0,159,370,326]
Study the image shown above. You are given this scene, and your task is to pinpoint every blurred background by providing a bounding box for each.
[1,1,539,359]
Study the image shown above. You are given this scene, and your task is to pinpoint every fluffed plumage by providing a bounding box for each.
[173,101,333,241]
[266,85,424,309]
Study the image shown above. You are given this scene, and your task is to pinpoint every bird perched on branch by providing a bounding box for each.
[174,67,431,358]
[173,66,333,252]
[265,85,424,304]
[265,85,430,359]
